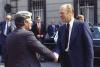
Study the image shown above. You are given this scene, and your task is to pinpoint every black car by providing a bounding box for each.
[44,26,100,65]
[90,26,100,65]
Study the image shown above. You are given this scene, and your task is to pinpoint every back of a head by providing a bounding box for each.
[14,11,32,28]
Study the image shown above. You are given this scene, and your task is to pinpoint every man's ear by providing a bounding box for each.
[23,20,27,25]
[24,20,28,23]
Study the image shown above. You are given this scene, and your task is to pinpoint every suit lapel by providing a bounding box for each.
[2,21,6,34]
[69,20,78,46]
[61,24,67,49]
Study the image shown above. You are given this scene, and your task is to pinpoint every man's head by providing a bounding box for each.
[77,15,84,22]
[35,16,41,23]
[60,4,74,23]
[51,17,55,25]
[5,15,12,22]
[14,11,32,30]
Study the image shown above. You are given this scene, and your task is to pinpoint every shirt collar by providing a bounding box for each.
[66,17,74,27]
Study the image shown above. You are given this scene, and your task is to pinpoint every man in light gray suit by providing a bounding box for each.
[4,11,57,67]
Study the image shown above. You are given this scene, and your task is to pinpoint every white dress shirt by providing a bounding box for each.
[4,22,11,35]
[65,17,74,52]
[37,22,41,29]
[54,17,74,59]
[54,31,58,43]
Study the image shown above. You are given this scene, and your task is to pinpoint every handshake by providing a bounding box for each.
[53,52,59,62]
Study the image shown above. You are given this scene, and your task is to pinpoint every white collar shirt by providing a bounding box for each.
[65,17,74,52]
[4,22,9,35]
[37,22,41,29]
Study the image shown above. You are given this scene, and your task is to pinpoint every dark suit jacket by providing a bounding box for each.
[56,20,94,67]
[31,23,46,39]
[47,24,59,37]
[4,28,55,67]
[0,21,15,45]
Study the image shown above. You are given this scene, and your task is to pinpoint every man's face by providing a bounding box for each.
[6,16,12,22]
[51,17,55,24]
[79,16,84,22]
[36,18,41,23]
[25,19,33,30]
[60,8,66,22]
[60,7,72,23]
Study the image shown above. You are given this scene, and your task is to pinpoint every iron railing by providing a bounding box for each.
[28,0,46,26]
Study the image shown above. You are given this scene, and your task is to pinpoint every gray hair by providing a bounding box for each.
[14,11,32,20]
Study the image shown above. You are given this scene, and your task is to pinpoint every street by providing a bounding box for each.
[0,62,100,67]
[41,62,61,67]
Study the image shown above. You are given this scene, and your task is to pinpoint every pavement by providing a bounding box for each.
[0,62,61,67]
[0,63,4,67]
[0,62,100,67]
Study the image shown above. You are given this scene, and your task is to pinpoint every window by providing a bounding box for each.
[79,0,95,24]
[28,0,46,25]
[74,0,97,25]
[10,0,18,14]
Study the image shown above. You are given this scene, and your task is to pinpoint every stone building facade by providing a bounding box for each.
[0,0,99,25]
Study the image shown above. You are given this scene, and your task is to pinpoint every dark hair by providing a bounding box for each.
[14,16,26,28]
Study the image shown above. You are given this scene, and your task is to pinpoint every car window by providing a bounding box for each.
[90,27,100,46]
[90,27,100,39]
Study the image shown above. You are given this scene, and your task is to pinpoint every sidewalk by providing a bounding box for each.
[0,63,4,67]
[0,62,61,67]
[0,62,99,67]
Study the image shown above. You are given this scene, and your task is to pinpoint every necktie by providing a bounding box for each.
[64,23,70,49]
[7,23,11,35]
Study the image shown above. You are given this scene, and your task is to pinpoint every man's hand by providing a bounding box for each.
[53,52,59,62]
[37,35,40,38]
[40,35,43,37]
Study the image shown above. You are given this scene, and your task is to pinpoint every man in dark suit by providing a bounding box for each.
[47,17,59,37]
[4,11,57,67]
[77,15,92,36]
[77,15,85,22]
[54,4,94,67]
[0,15,15,62]
[31,16,46,43]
